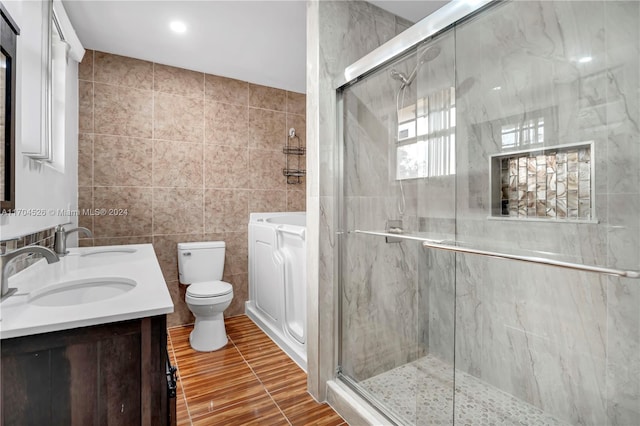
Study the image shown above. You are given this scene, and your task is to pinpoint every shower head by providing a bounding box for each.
[418,45,442,65]
[456,77,476,97]
[404,46,442,87]
[390,69,410,86]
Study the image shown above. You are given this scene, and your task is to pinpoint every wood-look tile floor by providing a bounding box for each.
[167,315,346,425]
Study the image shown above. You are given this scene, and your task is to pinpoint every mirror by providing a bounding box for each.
[1,53,6,203]
[0,4,19,214]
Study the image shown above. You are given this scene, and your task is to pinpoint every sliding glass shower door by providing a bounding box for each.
[452,2,639,424]
[338,28,457,425]
[337,1,640,425]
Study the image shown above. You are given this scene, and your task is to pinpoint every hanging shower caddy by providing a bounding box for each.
[283,127,306,184]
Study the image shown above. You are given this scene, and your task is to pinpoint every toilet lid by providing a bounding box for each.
[187,281,233,298]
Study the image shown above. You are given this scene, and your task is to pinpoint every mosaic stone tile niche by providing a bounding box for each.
[492,143,593,220]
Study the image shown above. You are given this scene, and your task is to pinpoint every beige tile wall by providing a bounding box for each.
[78,50,306,326]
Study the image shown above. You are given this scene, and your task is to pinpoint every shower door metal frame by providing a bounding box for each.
[333,0,494,91]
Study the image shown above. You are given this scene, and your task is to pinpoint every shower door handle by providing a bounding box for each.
[351,230,640,278]
[421,240,640,279]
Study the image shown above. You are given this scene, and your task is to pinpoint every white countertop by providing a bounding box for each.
[0,244,174,339]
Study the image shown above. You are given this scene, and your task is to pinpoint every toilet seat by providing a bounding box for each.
[187,281,233,298]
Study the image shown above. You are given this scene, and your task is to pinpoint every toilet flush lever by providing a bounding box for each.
[183,252,192,256]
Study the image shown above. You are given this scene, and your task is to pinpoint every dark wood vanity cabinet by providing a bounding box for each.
[0,315,176,426]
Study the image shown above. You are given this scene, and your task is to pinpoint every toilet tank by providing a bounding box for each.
[177,241,225,284]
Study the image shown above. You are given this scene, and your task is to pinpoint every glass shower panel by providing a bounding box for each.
[339,44,456,424]
[339,50,421,418]
[412,30,457,425]
[452,1,640,424]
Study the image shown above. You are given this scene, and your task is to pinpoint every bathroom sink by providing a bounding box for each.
[80,248,137,257]
[28,277,137,307]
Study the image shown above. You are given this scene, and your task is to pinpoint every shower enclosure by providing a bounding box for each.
[335,1,640,424]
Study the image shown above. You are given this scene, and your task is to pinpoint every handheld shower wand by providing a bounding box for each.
[388,44,442,220]
[389,45,442,89]
[390,69,410,89]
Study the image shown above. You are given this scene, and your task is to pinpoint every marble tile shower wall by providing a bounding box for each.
[77,50,306,327]
[449,1,640,424]
[309,0,413,400]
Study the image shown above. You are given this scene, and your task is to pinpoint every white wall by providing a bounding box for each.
[0,0,79,240]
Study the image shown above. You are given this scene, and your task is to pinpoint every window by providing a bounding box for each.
[396,87,456,180]
[500,117,545,149]
[49,19,68,169]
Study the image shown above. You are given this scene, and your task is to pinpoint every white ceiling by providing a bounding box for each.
[62,1,449,94]
[369,1,448,24]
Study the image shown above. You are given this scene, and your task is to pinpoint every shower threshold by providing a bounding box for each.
[360,354,569,425]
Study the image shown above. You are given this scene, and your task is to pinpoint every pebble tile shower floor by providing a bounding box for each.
[167,315,345,425]
[360,355,569,425]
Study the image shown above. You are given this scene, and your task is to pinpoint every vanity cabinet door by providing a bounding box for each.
[0,346,61,425]
[0,315,170,426]
[70,332,143,425]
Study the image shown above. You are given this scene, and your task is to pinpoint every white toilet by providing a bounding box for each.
[177,241,234,352]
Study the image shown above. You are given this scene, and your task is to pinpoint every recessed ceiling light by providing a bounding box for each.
[492,86,502,91]
[578,56,592,63]
[170,21,187,34]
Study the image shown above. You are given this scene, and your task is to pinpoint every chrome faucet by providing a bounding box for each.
[54,225,93,256]
[1,246,60,301]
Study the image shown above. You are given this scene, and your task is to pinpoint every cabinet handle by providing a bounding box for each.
[166,350,178,398]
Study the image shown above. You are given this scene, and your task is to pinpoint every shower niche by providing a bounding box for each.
[490,142,594,221]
